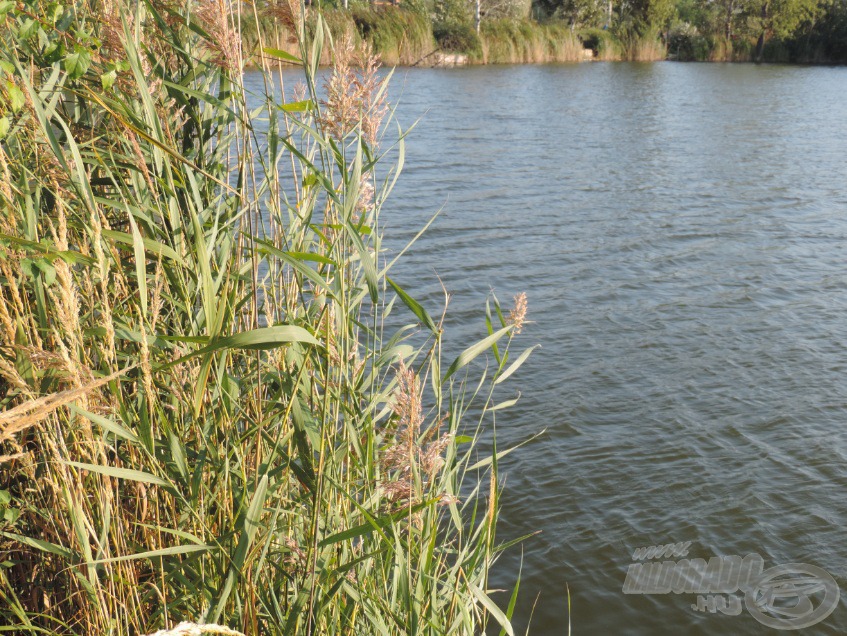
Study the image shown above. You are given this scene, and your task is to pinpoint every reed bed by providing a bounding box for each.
[0,1,534,634]
[479,20,584,64]
[244,7,435,68]
[620,34,667,61]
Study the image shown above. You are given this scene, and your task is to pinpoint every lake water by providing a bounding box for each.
[250,62,847,634]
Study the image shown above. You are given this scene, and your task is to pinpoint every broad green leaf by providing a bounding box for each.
[5,82,24,113]
[84,543,212,565]
[70,405,139,443]
[128,214,147,317]
[498,559,523,636]
[0,233,95,265]
[387,276,438,334]
[285,250,335,265]
[209,475,268,622]
[37,259,56,287]
[100,69,116,91]
[468,431,545,471]
[66,461,169,487]
[281,99,314,113]
[470,584,514,636]
[63,50,91,79]
[319,500,435,547]
[488,395,521,412]
[494,531,541,556]
[443,326,511,382]
[133,523,205,546]
[169,430,189,483]
[495,345,539,385]
[101,229,185,266]
[345,220,378,302]
[263,47,301,63]
[19,18,38,39]
[1,532,73,559]
[255,240,335,297]
[46,2,64,23]
[199,325,320,353]
[161,326,321,371]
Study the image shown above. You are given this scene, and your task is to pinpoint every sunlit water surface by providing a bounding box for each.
[246,62,847,634]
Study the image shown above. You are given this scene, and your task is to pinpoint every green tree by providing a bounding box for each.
[533,0,607,29]
[748,0,822,58]
[619,0,676,33]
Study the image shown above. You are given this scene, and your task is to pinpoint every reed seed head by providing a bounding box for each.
[509,292,528,334]
[320,39,387,147]
[196,0,241,73]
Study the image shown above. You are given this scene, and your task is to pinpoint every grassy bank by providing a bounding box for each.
[0,1,534,634]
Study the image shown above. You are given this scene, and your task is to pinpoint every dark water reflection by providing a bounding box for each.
[247,62,847,634]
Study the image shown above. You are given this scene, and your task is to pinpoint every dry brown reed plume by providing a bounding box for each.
[0,366,133,443]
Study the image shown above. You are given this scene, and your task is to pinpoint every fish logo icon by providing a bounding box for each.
[745,563,840,630]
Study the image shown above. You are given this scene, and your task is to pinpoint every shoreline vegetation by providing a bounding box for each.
[243,0,847,66]
[0,1,537,634]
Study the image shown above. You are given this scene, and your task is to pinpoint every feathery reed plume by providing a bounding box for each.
[355,174,375,222]
[320,39,387,146]
[382,362,451,505]
[196,0,241,73]
[392,361,422,435]
[509,292,528,334]
[262,0,300,39]
[356,44,388,147]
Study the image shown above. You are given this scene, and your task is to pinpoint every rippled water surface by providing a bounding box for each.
[251,62,847,634]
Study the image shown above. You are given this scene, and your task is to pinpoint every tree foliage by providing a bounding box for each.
[534,0,844,61]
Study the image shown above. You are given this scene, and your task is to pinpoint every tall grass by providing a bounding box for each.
[0,1,534,633]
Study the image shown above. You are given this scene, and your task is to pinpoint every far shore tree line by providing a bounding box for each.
[252,0,847,63]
